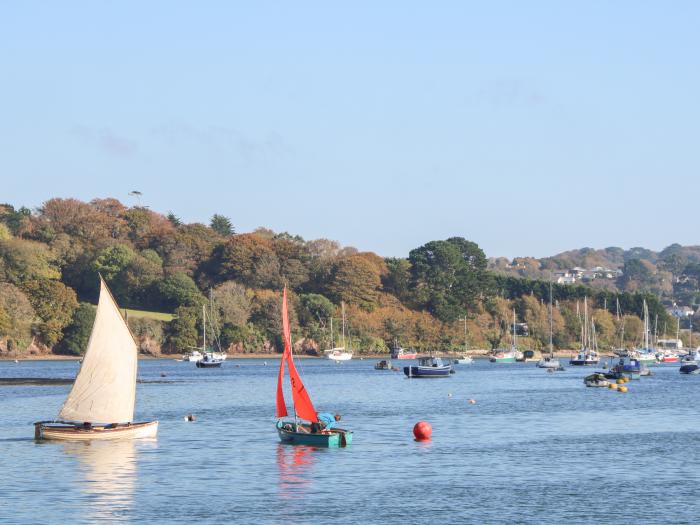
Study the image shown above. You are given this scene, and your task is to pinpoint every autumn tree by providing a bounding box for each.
[327,255,381,311]
[206,234,281,288]
[157,272,205,311]
[0,283,35,350]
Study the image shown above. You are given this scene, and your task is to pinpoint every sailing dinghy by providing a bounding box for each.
[275,288,352,447]
[34,277,158,441]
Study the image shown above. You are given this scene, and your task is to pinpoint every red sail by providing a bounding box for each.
[275,344,288,418]
[282,287,318,423]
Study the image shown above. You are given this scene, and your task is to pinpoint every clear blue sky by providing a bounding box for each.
[2,2,698,259]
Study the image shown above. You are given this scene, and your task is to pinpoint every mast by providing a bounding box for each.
[549,279,554,358]
[464,316,469,353]
[341,301,346,349]
[512,309,517,351]
[330,316,334,348]
[202,304,206,353]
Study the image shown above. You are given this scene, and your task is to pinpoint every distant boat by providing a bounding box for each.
[182,350,203,362]
[324,302,353,362]
[194,292,224,368]
[454,316,474,364]
[276,288,353,447]
[34,277,158,441]
[374,359,393,370]
[404,356,454,378]
[537,280,562,370]
[569,297,600,366]
[490,310,523,363]
[391,347,418,360]
[584,373,610,388]
[679,354,700,375]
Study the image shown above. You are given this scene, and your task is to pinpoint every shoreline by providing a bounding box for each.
[1,350,615,362]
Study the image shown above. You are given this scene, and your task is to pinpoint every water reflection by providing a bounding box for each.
[61,440,142,523]
[276,444,315,500]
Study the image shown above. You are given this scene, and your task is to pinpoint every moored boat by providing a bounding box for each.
[182,350,203,362]
[404,356,454,378]
[584,373,610,387]
[454,355,474,365]
[392,347,418,360]
[34,277,158,441]
[374,359,393,370]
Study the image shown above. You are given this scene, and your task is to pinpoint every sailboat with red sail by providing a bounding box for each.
[275,287,353,447]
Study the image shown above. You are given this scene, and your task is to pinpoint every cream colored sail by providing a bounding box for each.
[58,278,137,423]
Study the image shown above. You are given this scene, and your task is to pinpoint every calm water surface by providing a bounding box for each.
[1,358,698,524]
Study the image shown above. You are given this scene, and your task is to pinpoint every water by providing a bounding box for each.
[1,358,698,524]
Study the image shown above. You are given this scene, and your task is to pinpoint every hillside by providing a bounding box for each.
[0,198,696,358]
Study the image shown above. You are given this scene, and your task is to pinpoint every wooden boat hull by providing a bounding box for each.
[276,420,352,447]
[35,421,159,441]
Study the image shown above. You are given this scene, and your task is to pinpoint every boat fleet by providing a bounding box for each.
[32,278,700,450]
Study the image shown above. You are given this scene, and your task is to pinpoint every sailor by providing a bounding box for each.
[317,412,341,430]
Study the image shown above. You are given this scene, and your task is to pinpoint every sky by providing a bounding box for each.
[1,1,699,259]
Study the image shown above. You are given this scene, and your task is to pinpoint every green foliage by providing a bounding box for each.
[0,223,11,241]
[408,237,488,322]
[298,293,335,326]
[0,204,31,235]
[219,322,266,351]
[210,214,234,236]
[59,303,96,355]
[166,212,182,227]
[166,306,199,352]
[383,258,412,302]
[157,272,205,311]
[0,238,60,284]
[0,283,35,349]
[21,279,78,346]
[128,317,164,344]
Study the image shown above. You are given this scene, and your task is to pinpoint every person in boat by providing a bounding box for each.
[317,413,341,431]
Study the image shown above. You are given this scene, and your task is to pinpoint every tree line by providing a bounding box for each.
[0,198,686,356]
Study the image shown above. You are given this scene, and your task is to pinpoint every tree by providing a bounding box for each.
[210,214,234,236]
[327,255,382,310]
[206,234,281,288]
[21,279,78,346]
[0,305,11,336]
[211,281,252,327]
[59,303,96,355]
[383,258,412,302]
[408,238,488,322]
[166,306,199,353]
[0,238,60,285]
[166,212,182,227]
[156,273,205,311]
[0,282,35,350]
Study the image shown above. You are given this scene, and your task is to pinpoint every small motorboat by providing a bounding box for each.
[391,347,418,360]
[195,353,223,368]
[536,356,562,369]
[374,359,392,370]
[182,350,203,362]
[454,355,474,365]
[679,355,700,375]
[404,356,454,378]
[584,373,610,387]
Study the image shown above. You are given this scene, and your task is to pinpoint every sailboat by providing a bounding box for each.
[569,297,600,366]
[537,280,562,369]
[195,302,224,368]
[34,277,158,441]
[489,310,524,363]
[635,300,659,364]
[454,317,474,365]
[275,288,353,447]
[324,302,352,362]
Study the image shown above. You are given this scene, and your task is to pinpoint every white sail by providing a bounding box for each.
[58,278,137,423]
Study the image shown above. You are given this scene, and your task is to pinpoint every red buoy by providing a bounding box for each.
[413,421,432,442]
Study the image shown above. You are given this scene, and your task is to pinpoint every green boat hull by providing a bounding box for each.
[276,420,353,448]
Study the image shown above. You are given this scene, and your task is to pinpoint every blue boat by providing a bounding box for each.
[404,356,454,378]
[679,354,700,375]
[606,357,648,380]
[276,420,353,447]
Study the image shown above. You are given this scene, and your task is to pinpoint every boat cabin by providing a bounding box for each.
[418,356,445,367]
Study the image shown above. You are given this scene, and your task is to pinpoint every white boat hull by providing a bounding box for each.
[35,421,159,441]
[325,350,352,361]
